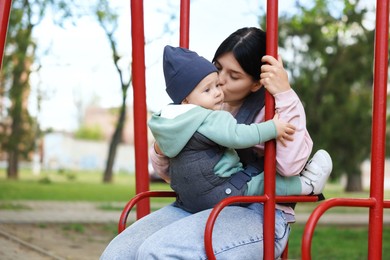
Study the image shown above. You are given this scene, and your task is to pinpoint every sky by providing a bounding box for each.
[28,0,264,131]
[27,0,375,132]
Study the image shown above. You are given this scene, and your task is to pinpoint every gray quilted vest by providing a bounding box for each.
[170,88,265,213]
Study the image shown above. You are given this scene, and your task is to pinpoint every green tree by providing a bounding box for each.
[275,0,374,191]
[0,0,74,179]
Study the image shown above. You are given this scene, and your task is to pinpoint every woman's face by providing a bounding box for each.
[214,52,261,106]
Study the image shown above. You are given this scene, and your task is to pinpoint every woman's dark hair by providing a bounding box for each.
[212,27,266,81]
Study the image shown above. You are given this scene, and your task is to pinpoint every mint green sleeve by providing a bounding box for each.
[197,110,277,149]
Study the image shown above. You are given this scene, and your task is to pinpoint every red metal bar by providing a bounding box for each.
[301,198,376,260]
[302,1,389,257]
[118,191,176,233]
[205,196,267,260]
[204,195,319,259]
[129,0,189,221]
[264,0,278,259]
[204,1,281,258]
[179,0,190,48]
[131,0,150,219]
[368,0,389,258]
[0,0,12,69]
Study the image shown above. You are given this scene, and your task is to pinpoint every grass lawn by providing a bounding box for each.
[1,169,390,258]
[1,169,389,212]
[0,169,172,202]
[287,224,390,259]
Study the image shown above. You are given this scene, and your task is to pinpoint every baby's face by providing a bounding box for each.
[183,72,224,110]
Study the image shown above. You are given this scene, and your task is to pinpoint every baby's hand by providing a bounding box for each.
[272,113,296,146]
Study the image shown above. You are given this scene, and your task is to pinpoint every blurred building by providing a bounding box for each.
[41,105,155,173]
[42,132,135,172]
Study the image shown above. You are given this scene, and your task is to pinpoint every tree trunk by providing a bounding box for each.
[103,136,119,183]
[345,171,363,192]
[103,102,127,183]
[7,150,18,179]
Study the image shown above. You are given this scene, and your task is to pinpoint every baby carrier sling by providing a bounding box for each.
[170,132,246,213]
[170,89,267,213]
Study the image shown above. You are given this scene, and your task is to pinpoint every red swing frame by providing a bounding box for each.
[0,0,388,259]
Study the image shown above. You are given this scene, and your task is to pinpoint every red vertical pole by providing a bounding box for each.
[131,0,150,219]
[179,0,190,48]
[263,0,278,259]
[368,0,389,258]
[0,0,12,69]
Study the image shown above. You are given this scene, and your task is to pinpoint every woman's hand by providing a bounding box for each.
[260,55,291,95]
[154,142,163,155]
[272,113,296,147]
[151,142,171,183]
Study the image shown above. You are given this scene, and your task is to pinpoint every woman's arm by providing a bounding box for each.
[253,90,312,177]
[274,89,313,176]
[149,142,171,183]
[257,55,313,176]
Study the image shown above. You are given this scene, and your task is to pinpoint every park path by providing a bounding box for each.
[0,201,130,224]
[1,200,390,225]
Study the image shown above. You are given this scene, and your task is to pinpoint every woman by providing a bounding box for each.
[101,27,328,259]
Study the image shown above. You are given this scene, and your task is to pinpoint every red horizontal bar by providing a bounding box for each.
[275,195,321,203]
[118,191,177,233]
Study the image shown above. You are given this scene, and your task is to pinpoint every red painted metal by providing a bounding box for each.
[301,0,389,259]
[131,0,150,219]
[368,0,389,258]
[130,0,190,221]
[204,195,320,259]
[0,0,12,69]
[204,1,281,258]
[263,0,278,259]
[179,0,190,48]
[205,196,268,260]
[123,0,389,259]
[0,0,386,257]
[301,198,376,259]
[118,191,176,233]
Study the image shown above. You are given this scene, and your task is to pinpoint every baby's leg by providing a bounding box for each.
[247,149,332,196]
[300,149,333,194]
[247,173,302,196]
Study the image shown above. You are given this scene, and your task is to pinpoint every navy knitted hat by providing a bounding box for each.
[163,45,218,104]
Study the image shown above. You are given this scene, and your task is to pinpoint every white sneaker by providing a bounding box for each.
[301,149,332,195]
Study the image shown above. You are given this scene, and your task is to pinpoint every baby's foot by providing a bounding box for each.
[301,149,332,195]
